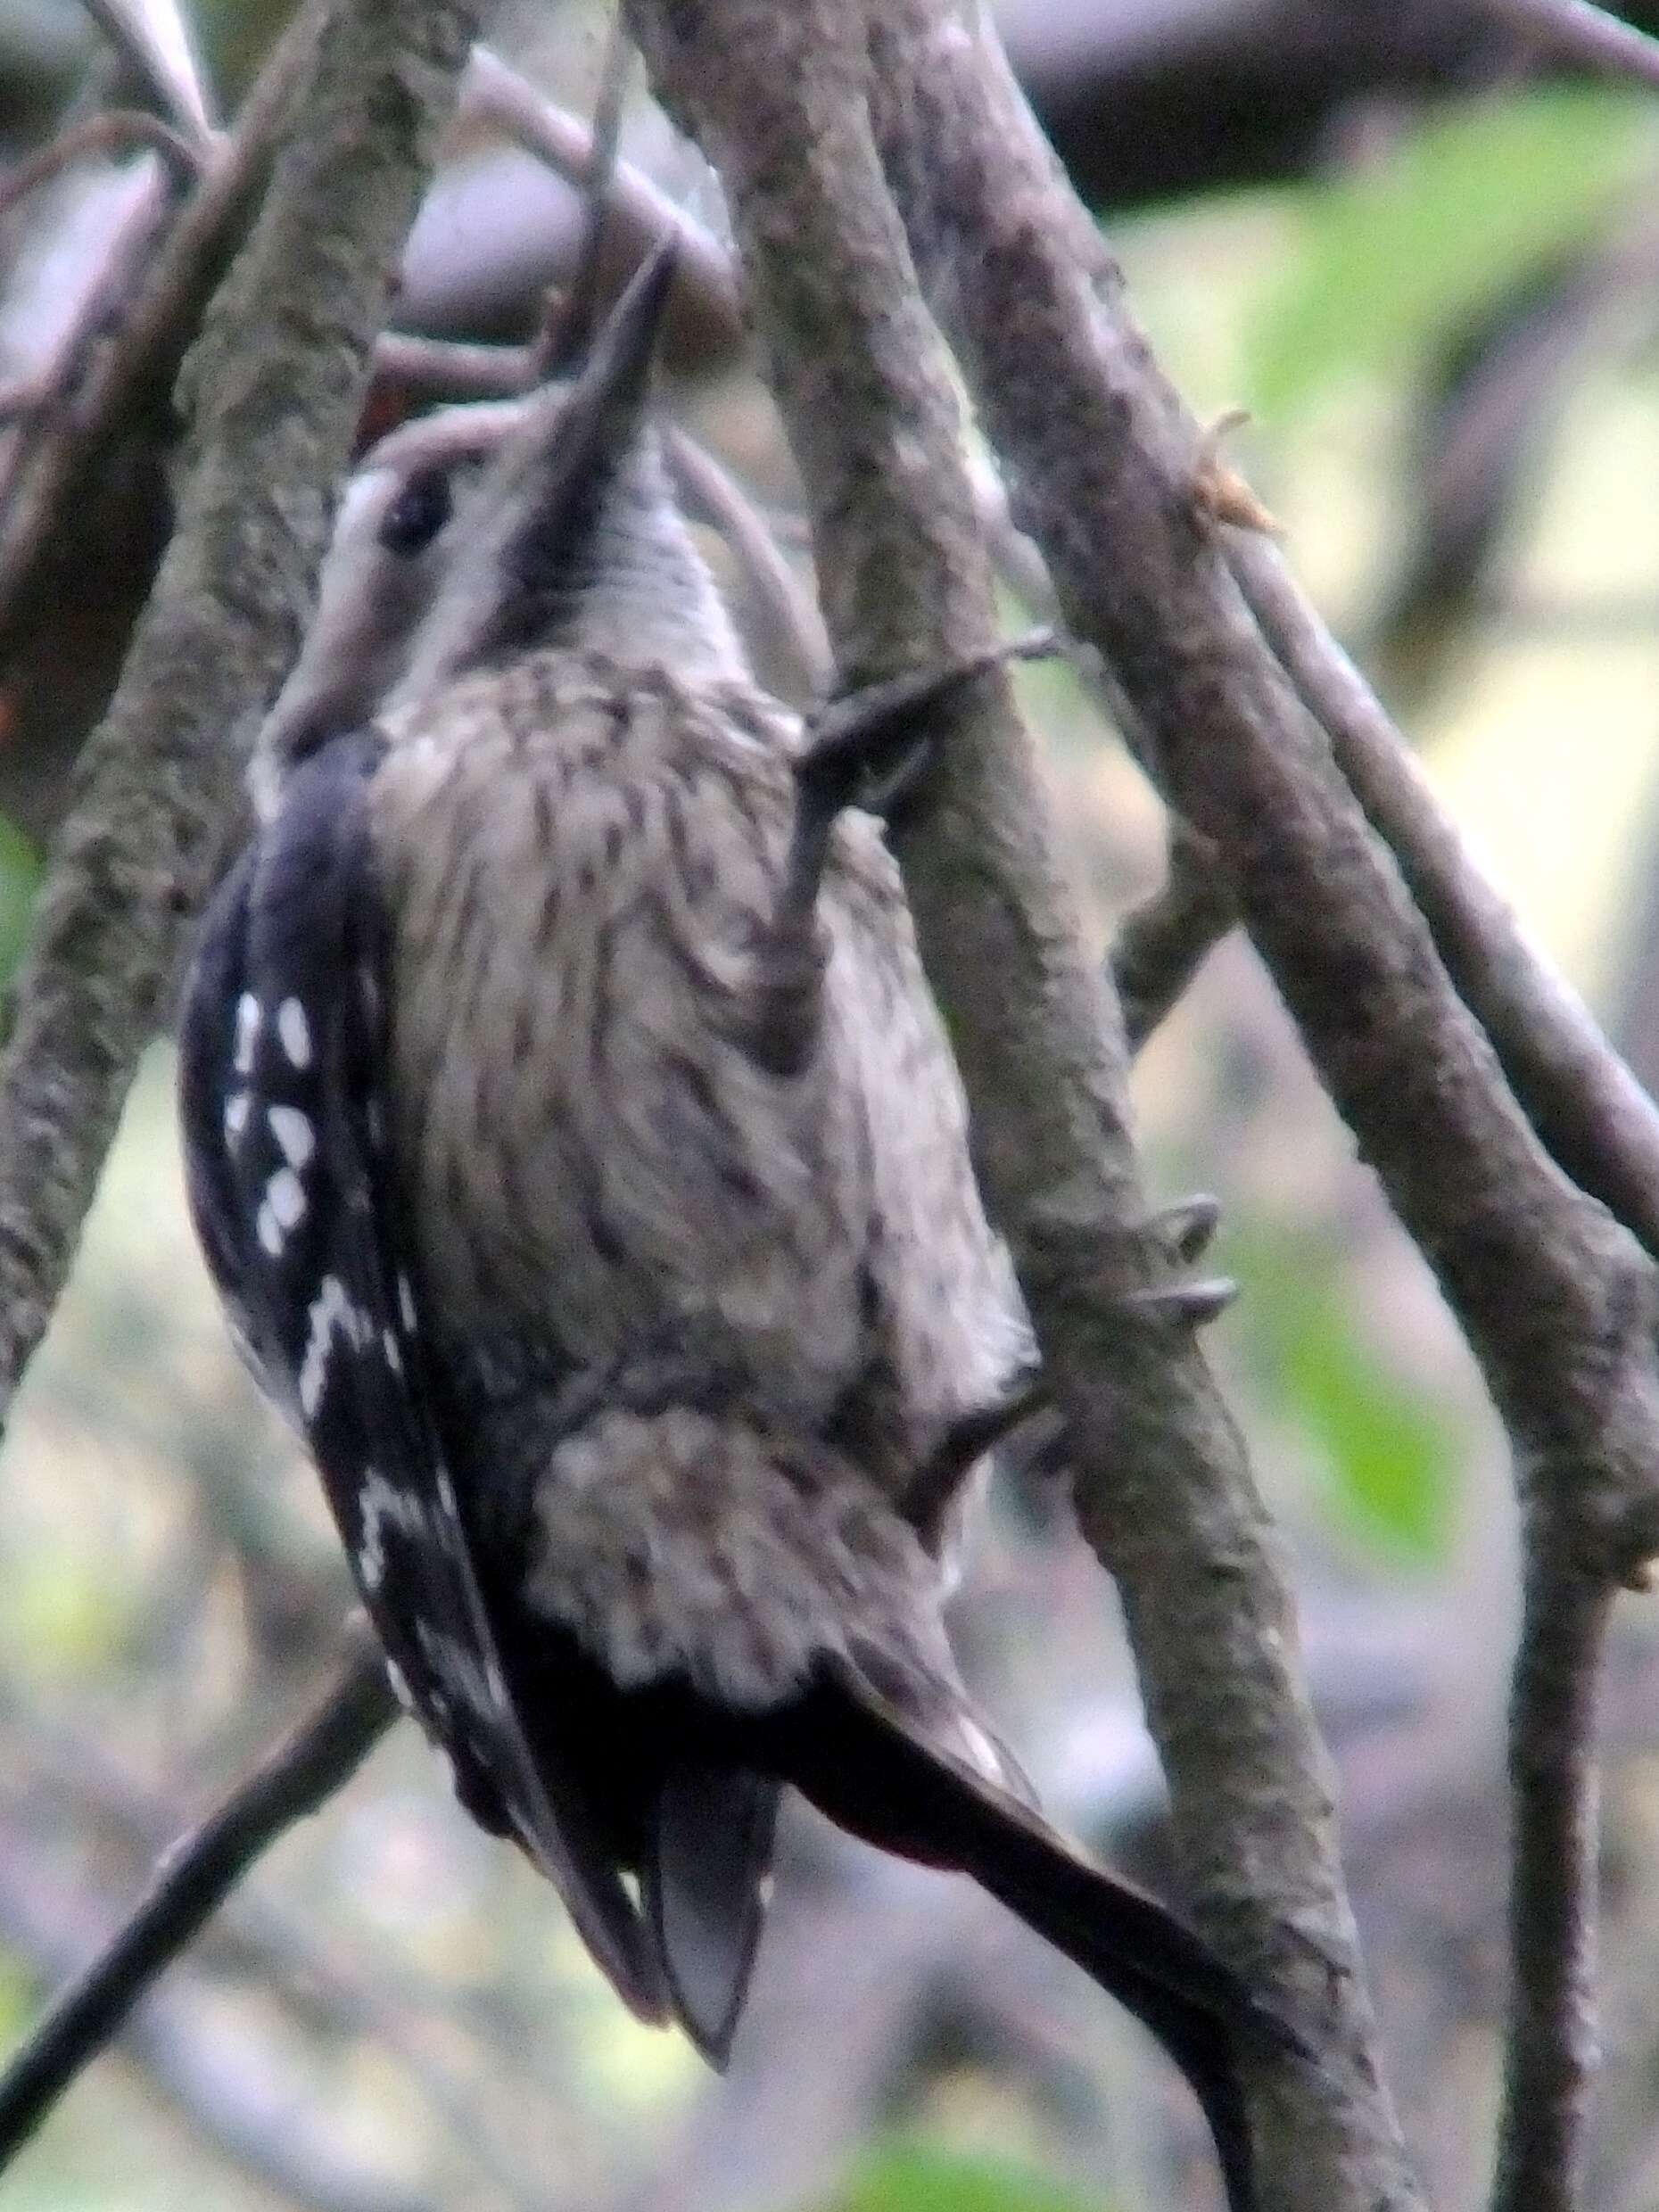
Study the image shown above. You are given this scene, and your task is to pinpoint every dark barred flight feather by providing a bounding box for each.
[178,730,664,2020]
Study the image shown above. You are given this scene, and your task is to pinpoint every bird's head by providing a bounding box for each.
[392,243,747,707]
[250,397,525,820]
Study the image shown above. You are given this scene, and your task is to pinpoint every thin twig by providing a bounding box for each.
[372,329,537,400]
[0,1850,422,2212]
[0,1625,397,2165]
[1471,0,1659,87]
[663,427,831,698]
[0,1708,556,2210]
[542,9,632,374]
[1493,1557,1611,2212]
[0,2,318,626]
[458,45,744,356]
[79,0,219,141]
[0,109,206,226]
[1233,537,1659,1266]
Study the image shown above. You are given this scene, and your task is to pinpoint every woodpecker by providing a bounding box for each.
[178,247,1284,2209]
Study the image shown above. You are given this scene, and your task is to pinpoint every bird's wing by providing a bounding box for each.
[176,730,664,2023]
[178,843,277,1392]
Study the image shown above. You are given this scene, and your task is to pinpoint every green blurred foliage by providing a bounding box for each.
[1227,1225,1463,1568]
[1245,90,1655,424]
[827,2141,1108,2212]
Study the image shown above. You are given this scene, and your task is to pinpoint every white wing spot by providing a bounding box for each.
[277,997,313,1069]
[234,994,261,1075]
[267,1167,307,1231]
[397,1274,417,1331]
[255,1201,283,1258]
[299,1274,351,1418]
[223,1090,251,1143]
[384,1658,415,1713]
[435,1469,458,1517]
[382,1327,402,1374]
[357,1470,426,1593]
[267,1104,315,1168]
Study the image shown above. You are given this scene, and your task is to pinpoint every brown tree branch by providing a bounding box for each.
[863,13,1659,2212]
[0,110,207,227]
[0,7,322,851]
[457,45,745,367]
[950,312,1659,1267]
[1494,1561,1611,2212]
[0,4,317,626]
[0,1623,396,2167]
[660,426,832,701]
[624,4,1407,2207]
[79,0,219,142]
[916,235,1659,1278]
[372,328,538,400]
[1232,539,1659,1267]
[0,0,479,1424]
[872,0,1659,1551]
[968,400,1659,1201]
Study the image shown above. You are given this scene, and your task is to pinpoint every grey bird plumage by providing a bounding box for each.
[181,247,1284,2212]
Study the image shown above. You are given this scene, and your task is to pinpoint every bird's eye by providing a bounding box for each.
[379,469,454,556]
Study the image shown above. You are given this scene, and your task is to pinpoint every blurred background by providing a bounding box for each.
[4,1,1659,2207]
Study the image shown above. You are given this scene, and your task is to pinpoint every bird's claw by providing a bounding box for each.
[1147,1192,1223,1266]
[1116,1275,1237,1326]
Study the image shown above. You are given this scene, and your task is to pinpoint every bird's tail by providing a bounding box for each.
[764,1654,1283,2212]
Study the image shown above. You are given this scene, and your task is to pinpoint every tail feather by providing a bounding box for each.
[643,1760,781,2068]
[764,1655,1275,2212]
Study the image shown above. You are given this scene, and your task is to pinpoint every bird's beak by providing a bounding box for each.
[508,239,679,534]
[476,241,680,645]
[390,240,683,689]
[563,238,680,450]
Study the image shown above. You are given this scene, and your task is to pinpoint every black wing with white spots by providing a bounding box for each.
[176,731,661,2019]
[178,842,272,1392]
